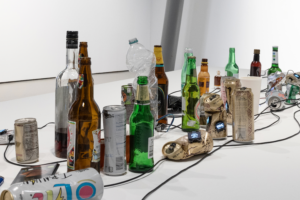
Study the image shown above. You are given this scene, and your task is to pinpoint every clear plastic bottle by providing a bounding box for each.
[55,31,79,158]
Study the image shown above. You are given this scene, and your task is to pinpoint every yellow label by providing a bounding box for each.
[154,47,164,64]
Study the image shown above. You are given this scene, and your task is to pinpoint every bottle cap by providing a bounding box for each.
[129,38,138,45]
[154,45,162,48]
[229,48,235,52]
[80,42,88,47]
[254,49,260,54]
[188,56,196,60]
[201,58,208,63]
[0,190,13,200]
[137,76,148,85]
[80,57,91,65]
[66,31,78,49]
[217,70,220,75]
[185,48,193,54]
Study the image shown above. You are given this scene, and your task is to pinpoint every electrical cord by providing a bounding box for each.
[38,122,54,129]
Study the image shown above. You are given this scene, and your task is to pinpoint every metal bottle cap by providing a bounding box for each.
[0,190,13,200]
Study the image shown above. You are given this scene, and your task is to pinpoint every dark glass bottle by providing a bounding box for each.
[154,45,169,125]
[78,42,88,62]
[129,76,154,173]
[214,71,221,89]
[67,57,101,172]
[250,49,261,76]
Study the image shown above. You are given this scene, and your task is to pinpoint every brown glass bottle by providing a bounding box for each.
[250,49,261,76]
[67,57,101,172]
[78,42,88,62]
[214,71,221,89]
[198,58,210,96]
[154,45,169,125]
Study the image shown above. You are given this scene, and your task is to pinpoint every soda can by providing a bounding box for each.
[0,168,104,200]
[233,88,254,142]
[14,118,39,163]
[103,105,127,176]
[285,84,300,105]
[121,84,135,124]
[224,77,241,124]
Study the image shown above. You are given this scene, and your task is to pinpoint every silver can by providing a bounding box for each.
[103,105,127,175]
[14,118,39,163]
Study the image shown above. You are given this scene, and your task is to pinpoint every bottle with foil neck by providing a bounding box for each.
[181,48,193,91]
[182,56,200,132]
[225,48,239,78]
[129,76,154,173]
[55,31,79,159]
[268,46,282,75]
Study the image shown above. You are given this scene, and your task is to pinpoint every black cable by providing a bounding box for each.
[259,100,266,105]
[38,122,54,129]
[209,88,220,94]
[104,158,166,188]
[168,90,181,96]
[141,140,233,200]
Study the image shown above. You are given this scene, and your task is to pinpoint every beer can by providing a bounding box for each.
[285,84,300,105]
[196,93,210,129]
[121,83,135,124]
[224,77,241,124]
[14,118,39,163]
[0,168,104,200]
[103,105,127,176]
[233,88,254,142]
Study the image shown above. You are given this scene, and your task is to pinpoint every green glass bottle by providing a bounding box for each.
[181,48,193,92]
[225,48,239,78]
[129,76,154,173]
[268,46,282,75]
[182,56,200,132]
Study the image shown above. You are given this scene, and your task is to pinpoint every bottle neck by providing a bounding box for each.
[228,51,236,63]
[77,64,93,99]
[272,50,278,64]
[253,54,260,62]
[155,65,165,73]
[154,48,164,65]
[66,49,78,69]
[136,84,150,104]
[201,64,208,72]
[78,47,88,61]
[186,70,197,84]
[187,59,196,76]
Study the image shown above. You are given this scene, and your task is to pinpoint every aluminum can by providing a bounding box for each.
[14,118,39,163]
[285,84,299,105]
[224,77,241,124]
[233,88,254,142]
[103,105,127,175]
[0,168,104,200]
[220,76,231,109]
[121,83,135,124]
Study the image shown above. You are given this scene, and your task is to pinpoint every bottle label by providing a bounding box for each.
[272,51,278,64]
[182,97,186,111]
[148,136,154,159]
[194,100,201,121]
[206,81,210,88]
[158,84,167,116]
[233,73,239,78]
[187,120,196,126]
[92,129,101,163]
[67,121,76,170]
[199,82,204,87]
[77,74,84,89]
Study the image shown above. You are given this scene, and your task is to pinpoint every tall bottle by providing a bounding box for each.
[182,56,200,132]
[78,42,88,62]
[197,58,210,96]
[55,31,79,158]
[225,48,239,78]
[67,57,101,172]
[181,48,193,92]
[129,76,154,173]
[250,49,261,76]
[268,46,282,75]
[154,45,169,125]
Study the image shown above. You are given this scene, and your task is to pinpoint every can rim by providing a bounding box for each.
[14,118,36,125]
[103,105,126,111]
[0,190,13,200]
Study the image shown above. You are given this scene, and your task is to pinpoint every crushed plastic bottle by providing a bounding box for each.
[126,38,158,126]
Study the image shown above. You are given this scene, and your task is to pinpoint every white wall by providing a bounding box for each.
[0,0,153,82]
[175,0,300,75]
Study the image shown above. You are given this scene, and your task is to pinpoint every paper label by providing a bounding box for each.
[77,74,84,89]
[92,129,101,162]
[233,73,239,78]
[23,123,39,161]
[148,137,154,159]
[272,51,278,64]
[67,121,76,170]
[187,120,196,126]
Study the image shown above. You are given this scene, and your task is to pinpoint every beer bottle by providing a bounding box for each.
[182,56,200,132]
[129,76,154,173]
[181,48,193,92]
[78,42,88,62]
[250,49,261,76]
[154,45,169,125]
[268,46,282,75]
[67,57,101,172]
[225,48,239,78]
[197,58,210,96]
[55,31,79,158]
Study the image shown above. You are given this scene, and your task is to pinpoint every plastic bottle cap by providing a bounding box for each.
[254,49,260,54]
[217,71,220,75]
[201,58,208,63]
[185,48,193,54]
[129,38,138,45]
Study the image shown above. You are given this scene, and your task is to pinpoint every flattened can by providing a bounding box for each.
[103,105,127,175]
[233,88,254,142]
[14,118,39,163]
[224,77,241,124]
[121,83,135,124]
[285,84,300,105]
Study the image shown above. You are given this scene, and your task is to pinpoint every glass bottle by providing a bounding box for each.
[214,71,221,89]
[250,49,261,76]
[67,57,101,172]
[78,42,88,62]
[129,76,154,173]
[181,48,193,92]
[55,31,79,159]
[182,56,200,132]
[154,45,169,125]
[225,48,239,78]
[268,46,282,75]
[197,58,210,96]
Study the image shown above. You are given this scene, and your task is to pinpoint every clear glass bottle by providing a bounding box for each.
[129,76,154,173]
[197,58,210,96]
[182,56,200,132]
[214,71,221,89]
[268,46,282,75]
[225,48,239,78]
[181,48,193,92]
[55,31,79,159]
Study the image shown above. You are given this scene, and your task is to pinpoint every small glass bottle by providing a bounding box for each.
[214,71,221,89]
[197,58,210,96]
[250,49,261,76]
[225,48,239,78]
[181,48,193,92]
[268,46,282,75]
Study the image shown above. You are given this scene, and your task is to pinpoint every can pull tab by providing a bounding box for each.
[241,87,247,90]
[166,143,177,154]
[209,95,216,101]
